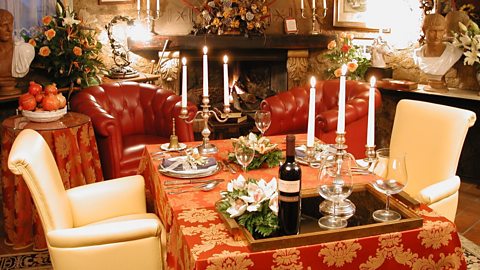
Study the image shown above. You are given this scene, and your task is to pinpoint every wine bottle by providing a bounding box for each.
[278,134,302,235]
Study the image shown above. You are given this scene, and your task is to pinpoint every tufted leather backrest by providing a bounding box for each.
[260,80,377,136]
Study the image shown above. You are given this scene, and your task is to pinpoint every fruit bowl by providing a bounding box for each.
[22,107,67,123]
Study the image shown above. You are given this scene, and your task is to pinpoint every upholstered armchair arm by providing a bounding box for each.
[47,218,163,248]
[316,106,362,132]
[416,176,460,205]
[66,175,147,227]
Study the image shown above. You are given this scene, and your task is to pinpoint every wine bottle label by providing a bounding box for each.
[278,179,300,193]
[278,194,300,202]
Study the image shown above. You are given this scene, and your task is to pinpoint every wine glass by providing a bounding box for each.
[254,110,271,136]
[317,155,354,229]
[371,148,408,222]
[234,141,255,173]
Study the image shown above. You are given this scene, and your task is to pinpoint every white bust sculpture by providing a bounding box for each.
[413,13,463,91]
[371,37,392,68]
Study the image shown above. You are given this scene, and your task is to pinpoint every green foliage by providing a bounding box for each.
[21,1,105,88]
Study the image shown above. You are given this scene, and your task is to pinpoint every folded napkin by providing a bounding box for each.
[295,144,336,160]
[162,156,217,173]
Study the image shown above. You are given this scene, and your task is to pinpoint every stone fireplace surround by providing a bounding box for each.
[128,34,332,109]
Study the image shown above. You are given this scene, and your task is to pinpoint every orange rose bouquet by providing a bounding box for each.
[21,1,104,88]
[324,32,370,80]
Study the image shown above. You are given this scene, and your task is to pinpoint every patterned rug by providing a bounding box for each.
[0,236,478,269]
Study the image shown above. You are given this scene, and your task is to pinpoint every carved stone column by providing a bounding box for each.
[156,51,180,93]
[287,50,309,88]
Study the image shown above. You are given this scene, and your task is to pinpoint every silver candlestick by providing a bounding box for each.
[180,96,230,155]
[301,6,327,35]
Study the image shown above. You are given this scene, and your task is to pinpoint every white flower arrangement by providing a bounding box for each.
[228,133,282,170]
[217,175,279,238]
[453,20,480,67]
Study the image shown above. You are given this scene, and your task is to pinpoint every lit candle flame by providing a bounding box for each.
[203,46,208,55]
[370,76,376,87]
[223,55,228,64]
[182,57,187,66]
[310,76,316,88]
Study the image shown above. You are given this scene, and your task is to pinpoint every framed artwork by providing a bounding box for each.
[333,0,377,30]
[98,0,133,4]
[284,18,298,34]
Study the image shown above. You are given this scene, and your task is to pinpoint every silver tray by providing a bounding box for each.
[158,161,223,179]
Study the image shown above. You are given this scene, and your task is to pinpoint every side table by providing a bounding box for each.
[1,112,104,250]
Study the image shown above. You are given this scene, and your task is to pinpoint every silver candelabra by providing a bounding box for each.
[180,96,230,155]
[137,9,160,33]
[301,6,327,35]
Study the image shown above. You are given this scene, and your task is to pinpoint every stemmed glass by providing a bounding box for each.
[234,141,255,174]
[371,148,408,222]
[317,155,354,229]
[254,110,271,137]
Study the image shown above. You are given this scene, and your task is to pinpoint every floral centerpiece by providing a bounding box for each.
[193,0,271,36]
[217,175,279,238]
[453,20,480,69]
[324,32,370,80]
[228,133,282,170]
[22,1,104,88]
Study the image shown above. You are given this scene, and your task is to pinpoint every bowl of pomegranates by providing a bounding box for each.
[19,82,68,123]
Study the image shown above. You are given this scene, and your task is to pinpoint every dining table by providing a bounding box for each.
[137,134,467,270]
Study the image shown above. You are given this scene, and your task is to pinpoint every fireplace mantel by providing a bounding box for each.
[128,34,333,52]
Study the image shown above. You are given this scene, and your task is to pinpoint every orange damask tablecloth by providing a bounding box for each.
[138,135,467,270]
[1,112,104,250]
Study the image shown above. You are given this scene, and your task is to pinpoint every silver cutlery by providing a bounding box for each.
[222,159,237,174]
[164,178,224,186]
[167,181,220,195]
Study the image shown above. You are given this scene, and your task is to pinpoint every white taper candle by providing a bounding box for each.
[181,57,187,108]
[146,0,150,11]
[307,76,317,147]
[312,0,316,9]
[337,64,347,133]
[301,0,304,9]
[223,55,229,107]
[156,0,160,12]
[137,0,140,11]
[203,46,208,97]
[367,76,376,147]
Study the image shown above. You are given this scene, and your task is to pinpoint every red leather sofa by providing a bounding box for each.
[71,82,197,180]
[260,80,382,158]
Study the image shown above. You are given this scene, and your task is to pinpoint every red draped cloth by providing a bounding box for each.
[1,112,104,250]
[138,135,466,270]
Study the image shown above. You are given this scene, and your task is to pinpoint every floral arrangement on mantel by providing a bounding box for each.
[324,32,371,80]
[22,1,104,88]
[453,20,480,69]
[217,175,279,238]
[228,133,282,171]
[192,0,271,36]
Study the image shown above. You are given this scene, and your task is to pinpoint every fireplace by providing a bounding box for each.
[184,48,287,111]
[128,34,332,110]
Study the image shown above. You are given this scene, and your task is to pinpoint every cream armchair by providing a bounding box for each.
[389,100,476,221]
[8,129,166,270]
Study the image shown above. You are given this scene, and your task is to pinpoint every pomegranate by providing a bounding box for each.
[28,81,42,96]
[44,83,58,95]
[35,93,44,103]
[19,93,37,111]
[42,94,60,111]
[56,93,67,108]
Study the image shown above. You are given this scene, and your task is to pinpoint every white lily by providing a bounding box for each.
[227,174,247,192]
[269,192,278,215]
[226,198,248,218]
[63,11,80,26]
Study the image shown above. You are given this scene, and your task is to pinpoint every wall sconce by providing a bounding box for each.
[105,15,139,79]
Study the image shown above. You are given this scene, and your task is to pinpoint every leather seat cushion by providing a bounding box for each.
[120,135,169,176]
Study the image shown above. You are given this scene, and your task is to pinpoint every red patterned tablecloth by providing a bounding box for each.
[138,135,466,270]
[1,112,104,250]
